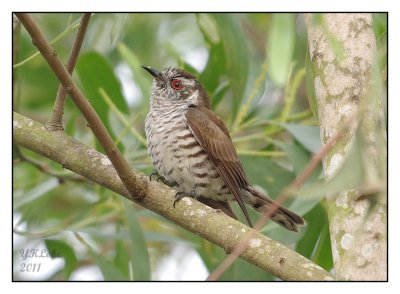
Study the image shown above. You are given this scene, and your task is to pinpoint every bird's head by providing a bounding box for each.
[142,66,210,109]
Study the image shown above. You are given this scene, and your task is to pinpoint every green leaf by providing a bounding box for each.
[197,13,220,44]
[14,178,59,209]
[211,80,230,109]
[195,240,225,272]
[113,239,130,278]
[280,123,321,153]
[197,14,226,102]
[90,251,127,281]
[76,52,128,150]
[272,140,319,178]
[109,14,128,46]
[198,40,226,99]
[64,111,78,137]
[75,232,127,281]
[117,42,152,102]
[239,155,300,232]
[296,203,325,258]
[297,130,365,200]
[210,14,250,116]
[267,14,296,86]
[295,203,333,271]
[122,199,151,281]
[272,140,323,215]
[312,219,333,271]
[44,239,78,280]
[240,155,294,199]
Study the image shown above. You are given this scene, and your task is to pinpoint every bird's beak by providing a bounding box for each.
[142,66,163,82]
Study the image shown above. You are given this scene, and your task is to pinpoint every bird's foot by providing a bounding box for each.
[149,170,177,187]
[173,190,197,208]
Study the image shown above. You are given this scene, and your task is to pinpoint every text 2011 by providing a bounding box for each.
[19,263,42,272]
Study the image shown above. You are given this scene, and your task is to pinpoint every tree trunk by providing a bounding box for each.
[305,13,387,280]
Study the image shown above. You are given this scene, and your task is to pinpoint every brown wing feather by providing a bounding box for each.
[185,105,253,227]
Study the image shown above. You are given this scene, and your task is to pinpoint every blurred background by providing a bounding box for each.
[12,13,387,281]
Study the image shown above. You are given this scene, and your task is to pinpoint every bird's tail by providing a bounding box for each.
[243,186,305,232]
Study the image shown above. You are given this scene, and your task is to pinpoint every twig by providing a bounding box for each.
[98,88,147,146]
[16,13,147,201]
[279,67,306,123]
[13,16,21,101]
[13,16,82,69]
[232,61,268,132]
[46,13,92,131]
[14,146,90,184]
[207,118,349,280]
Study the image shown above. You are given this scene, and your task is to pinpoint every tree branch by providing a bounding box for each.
[305,13,387,280]
[13,146,90,184]
[46,13,92,131]
[13,111,334,281]
[15,13,147,202]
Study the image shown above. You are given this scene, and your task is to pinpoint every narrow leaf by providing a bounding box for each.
[44,239,78,280]
[211,14,249,116]
[76,52,129,150]
[122,199,151,281]
[76,234,127,281]
[297,130,365,199]
[280,123,321,153]
[90,252,127,281]
[267,14,296,86]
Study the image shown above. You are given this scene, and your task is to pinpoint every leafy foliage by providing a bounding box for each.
[13,13,387,281]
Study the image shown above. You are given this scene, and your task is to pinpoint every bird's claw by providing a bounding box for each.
[149,170,177,187]
[173,190,197,208]
[149,170,159,181]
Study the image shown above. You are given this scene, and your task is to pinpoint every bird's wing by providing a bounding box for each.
[185,105,252,227]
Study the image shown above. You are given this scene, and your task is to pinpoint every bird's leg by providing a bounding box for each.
[149,170,177,187]
[173,189,197,208]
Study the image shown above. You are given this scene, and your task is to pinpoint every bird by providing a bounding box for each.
[142,66,305,232]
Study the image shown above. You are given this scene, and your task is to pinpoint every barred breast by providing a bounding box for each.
[145,108,233,201]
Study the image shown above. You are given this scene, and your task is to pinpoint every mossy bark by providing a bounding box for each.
[305,13,387,280]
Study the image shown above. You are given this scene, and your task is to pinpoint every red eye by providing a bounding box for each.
[170,79,183,90]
